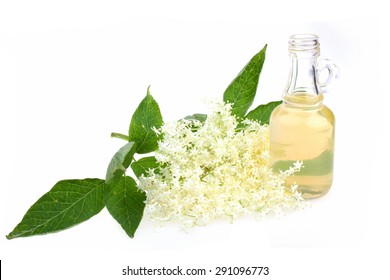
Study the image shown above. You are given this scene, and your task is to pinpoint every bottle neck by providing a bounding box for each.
[283,53,323,108]
[284,34,323,108]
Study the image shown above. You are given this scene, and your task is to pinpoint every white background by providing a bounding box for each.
[1,1,389,279]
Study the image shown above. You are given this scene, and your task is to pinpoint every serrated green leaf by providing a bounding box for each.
[223,45,267,118]
[131,156,159,178]
[244,100,282,124]
[7,178,105,239]
[105,176,146,238]
[106,141,137,184]
[129,87,163,154]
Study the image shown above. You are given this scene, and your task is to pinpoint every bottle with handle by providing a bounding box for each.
[269,34,339,199]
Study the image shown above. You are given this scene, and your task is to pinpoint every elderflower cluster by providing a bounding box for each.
[138,100,304,227]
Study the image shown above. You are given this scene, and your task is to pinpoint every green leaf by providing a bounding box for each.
[7,179,105,239]
[131,156,159,178]
[129,87,163,154]
[184,113,207,123]
[223,45,267,118]
[106,141,137,184]
[105,176,146,238]
[244,100,282,125]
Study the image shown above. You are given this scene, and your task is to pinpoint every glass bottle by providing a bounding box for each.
[269,34,338,199]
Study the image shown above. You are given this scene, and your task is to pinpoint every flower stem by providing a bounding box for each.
[110,132,129,141]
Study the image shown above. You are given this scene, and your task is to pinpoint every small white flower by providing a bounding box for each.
[291,183,298,192]
[293,160,304,170]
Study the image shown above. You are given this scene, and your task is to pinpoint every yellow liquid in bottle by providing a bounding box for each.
[270,93,335,198]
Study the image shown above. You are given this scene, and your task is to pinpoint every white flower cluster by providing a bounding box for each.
[138,100,304,227]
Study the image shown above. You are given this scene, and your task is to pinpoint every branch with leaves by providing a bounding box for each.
[7,45,282,239]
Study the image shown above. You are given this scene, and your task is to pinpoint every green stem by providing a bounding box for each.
[111,132,129,141]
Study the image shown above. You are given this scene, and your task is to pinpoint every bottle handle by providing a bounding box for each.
[318,59,340,93]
